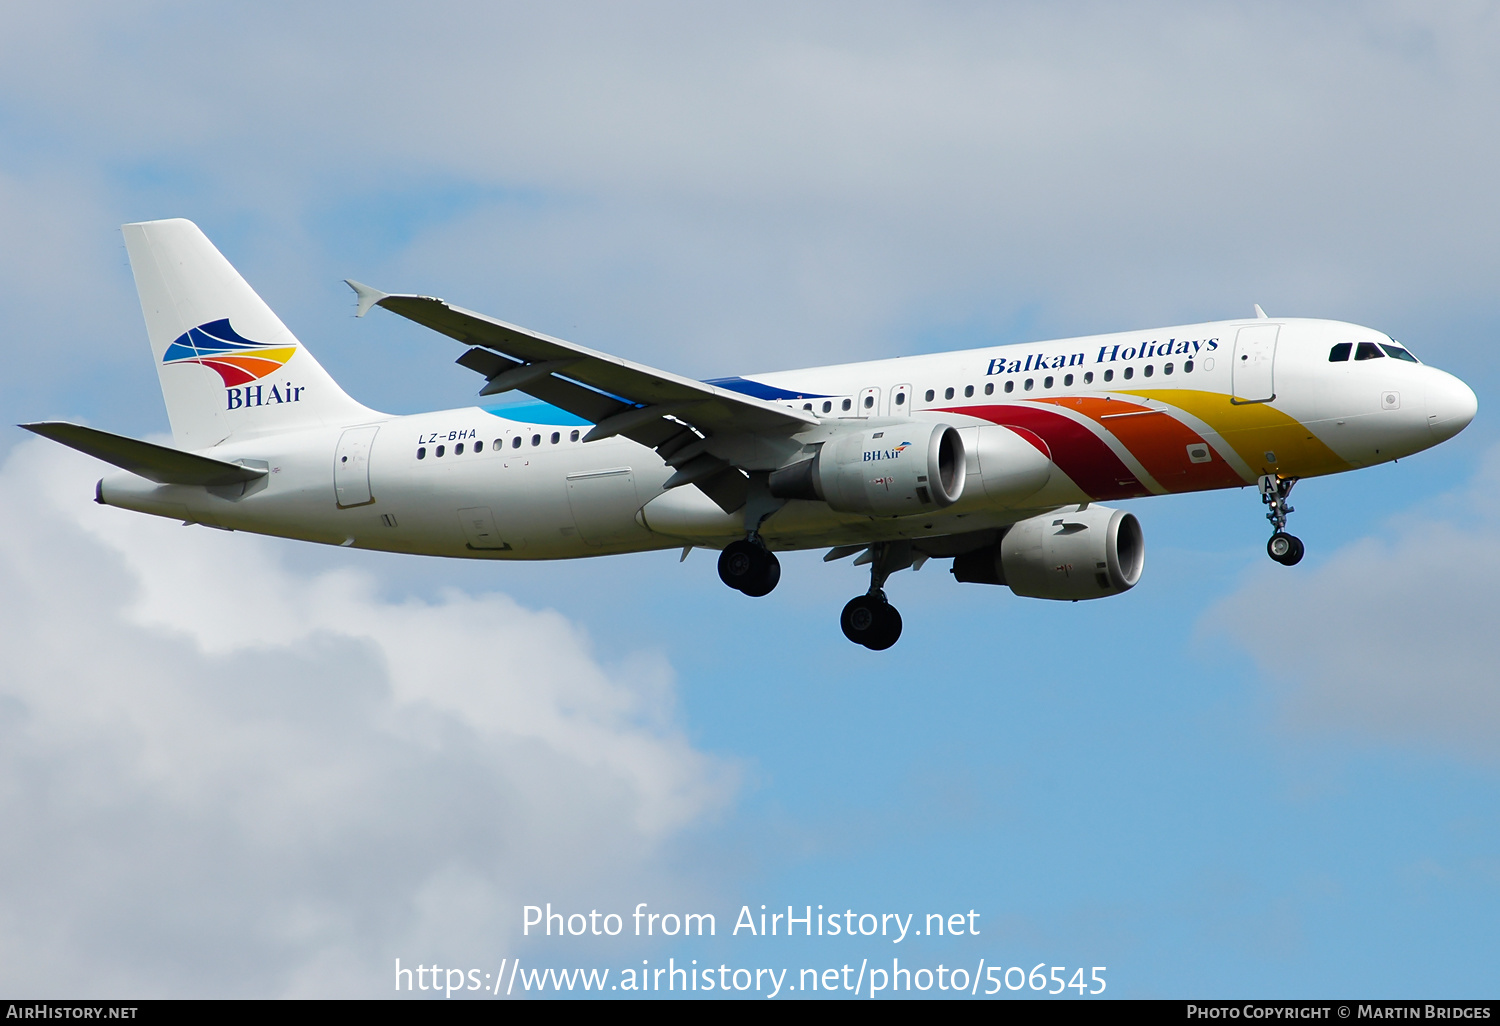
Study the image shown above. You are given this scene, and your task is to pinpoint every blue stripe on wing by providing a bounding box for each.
[703,376,831,401]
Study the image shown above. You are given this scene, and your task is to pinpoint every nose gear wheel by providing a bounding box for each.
[1258,475,1304,566]
[1267,531,1304,566]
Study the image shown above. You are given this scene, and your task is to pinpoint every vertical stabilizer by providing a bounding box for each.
[122,218,377,449]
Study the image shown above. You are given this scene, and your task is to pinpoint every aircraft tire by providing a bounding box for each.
[1267,532,1304,566]
[719,539,770,592]
[867,602,902,650]
[739,551,781,597]
[841,595,902,649]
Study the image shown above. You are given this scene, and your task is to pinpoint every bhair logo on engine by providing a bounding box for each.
[863,441,912,462]
[161,319,305,410]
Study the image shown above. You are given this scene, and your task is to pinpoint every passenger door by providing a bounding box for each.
[334,426,379,507]
[1231,325,1279,403]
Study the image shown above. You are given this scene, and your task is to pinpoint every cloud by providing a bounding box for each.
[0,438,736,996]
[1209,444,1500,761]
[6,3,1500,394]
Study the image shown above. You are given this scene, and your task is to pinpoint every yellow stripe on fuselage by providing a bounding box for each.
[1121,388,1349,479]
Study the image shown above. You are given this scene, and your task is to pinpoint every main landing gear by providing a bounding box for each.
[717,470,786,597]
[1259,474,1304,566]
[717,538,781,597]
[841,593,902,651]
[840,541,909,651]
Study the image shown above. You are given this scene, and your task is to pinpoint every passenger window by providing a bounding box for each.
[455,442,464,455]
[417,447,426,460]
[1043,375,1053,388]
[570,430,580,442]
[436,445,445,457]
[493,439,502,450]
[551,432,560,444]
[1163,363,1173,375]
[863,395,874,409]
[944,387,955,400]
[895,392,906,405]
[1124,367,1134,380]
[512,436,522,448]
[984,382,994,395]
[822,401,832,413]
[1063,373,1073,386]
[531,434,541,446]
[1183,360,1194,373]
[803,402,812,410]
[923,390,934,402]
[1083,371,1093,384]
[1104,369,1114,382]
[841,398,852,411]
[1328,343,1352,362]
[474,440,483,452]
[1381,343,1419,363]
[1004,381,1014,393]
[1024,378,1034,391]
[964,385,974,397]
[1144,365,1154,378]
[1355,342,1385,361]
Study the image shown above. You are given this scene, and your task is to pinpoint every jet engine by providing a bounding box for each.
[951,504,1144,600]
[769,422,966,516]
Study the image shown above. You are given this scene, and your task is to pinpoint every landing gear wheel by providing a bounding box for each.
[1267,531,1304,566]
[718,539,780,595]
[740,551,781,597]
[840,594,903,650]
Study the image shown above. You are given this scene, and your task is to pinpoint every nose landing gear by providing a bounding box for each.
[1260,475,1304,566]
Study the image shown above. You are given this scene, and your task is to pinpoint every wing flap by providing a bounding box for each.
[20,422,268,487]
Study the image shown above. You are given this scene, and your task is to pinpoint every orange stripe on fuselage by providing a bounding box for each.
[1032,396,1246,492]
[1120,389,1350,479]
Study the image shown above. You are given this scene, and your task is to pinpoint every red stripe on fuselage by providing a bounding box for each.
[943,404,1151,500]
[1033,396,1246,492]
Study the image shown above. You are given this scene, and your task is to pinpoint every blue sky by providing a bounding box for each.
[1,1,1497,998]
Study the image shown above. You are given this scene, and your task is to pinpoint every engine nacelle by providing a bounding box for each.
[951,504,1144,600]
[770,422,966,516]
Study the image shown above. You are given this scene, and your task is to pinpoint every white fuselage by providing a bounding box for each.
[98,316,1477,559]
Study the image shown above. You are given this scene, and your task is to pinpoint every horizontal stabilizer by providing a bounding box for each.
[19,422,268,487]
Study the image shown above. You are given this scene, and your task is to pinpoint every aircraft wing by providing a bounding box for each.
[347,281,818,512]
[20,422,268,487]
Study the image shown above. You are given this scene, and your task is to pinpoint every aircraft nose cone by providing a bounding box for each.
[1428,371,1478,443]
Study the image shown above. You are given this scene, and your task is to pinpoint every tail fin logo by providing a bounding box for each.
[162,319,295,387]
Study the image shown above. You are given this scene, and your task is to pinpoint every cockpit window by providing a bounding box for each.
[1328,343,1352,362]
[1354,342,1385,361]
[1381,343,1420,363]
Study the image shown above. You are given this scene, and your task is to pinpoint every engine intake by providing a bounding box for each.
[770,422,966,516]
[951,504,1144,600]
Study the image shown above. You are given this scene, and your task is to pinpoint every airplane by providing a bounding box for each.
[22,219,1478,649]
